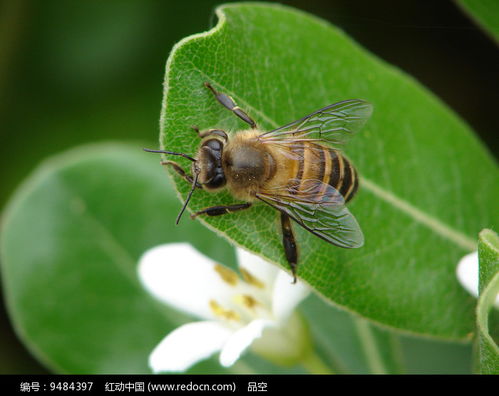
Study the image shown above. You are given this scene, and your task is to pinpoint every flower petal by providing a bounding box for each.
[456,251,499,306]
[219,319,273,367]
[456,251,479,298]
[271,271,310,322]
[138,243,241,319]
[236,248,278,287]
[149,321,232,373]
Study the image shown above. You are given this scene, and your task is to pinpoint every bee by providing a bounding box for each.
[145,82,373,283]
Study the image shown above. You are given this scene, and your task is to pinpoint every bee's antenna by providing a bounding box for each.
[143,148,196,162]
[176,169,199,225]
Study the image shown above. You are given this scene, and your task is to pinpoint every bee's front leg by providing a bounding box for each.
[191,126,228,142]
[281,212,298,284]
[161,160,201,188]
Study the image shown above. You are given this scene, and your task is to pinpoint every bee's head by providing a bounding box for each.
[196,138,227,190]
[143,136,228,224]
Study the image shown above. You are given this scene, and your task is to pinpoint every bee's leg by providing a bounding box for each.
[191,126,228,142]
[204,82,257,128]
[191,202,252,219]
[280,213,298,284]
[161,160,202,188]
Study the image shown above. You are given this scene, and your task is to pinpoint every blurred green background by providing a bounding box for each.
[0,0,497,373]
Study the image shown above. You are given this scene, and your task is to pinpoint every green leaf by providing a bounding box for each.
[476,229,499,374]
[456,0,499,44]
[160,3,498,340]
[0,143,239,373]
[478,229,499,293]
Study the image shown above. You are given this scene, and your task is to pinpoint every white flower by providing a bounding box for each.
[138,243,311,373]
[456,251,499,306]
[456,251,480,298]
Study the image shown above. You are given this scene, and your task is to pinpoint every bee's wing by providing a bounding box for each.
[259,100,373,146]
[256,179,364,248]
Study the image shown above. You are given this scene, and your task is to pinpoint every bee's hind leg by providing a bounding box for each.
[204,82,257,129]
[280,213,298,284]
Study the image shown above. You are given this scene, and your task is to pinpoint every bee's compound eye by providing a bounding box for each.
[203,139,223,152]
[208,172,226,189]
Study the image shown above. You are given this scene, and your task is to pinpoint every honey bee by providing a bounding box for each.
[145,82,373,283]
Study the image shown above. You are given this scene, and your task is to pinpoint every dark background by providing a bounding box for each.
[1,0,497,373]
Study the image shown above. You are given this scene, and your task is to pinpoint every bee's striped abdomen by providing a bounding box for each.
[280,142,358,203]
[288,143,358,203]
[326,147,358,203]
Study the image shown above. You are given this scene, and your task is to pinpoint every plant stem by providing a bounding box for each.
[301,351,334,374]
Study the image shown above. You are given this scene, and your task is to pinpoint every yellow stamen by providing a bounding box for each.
[214,264,239,286]
[209,300,240,321]
[240,268,265,289]
[234,294,260,310]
